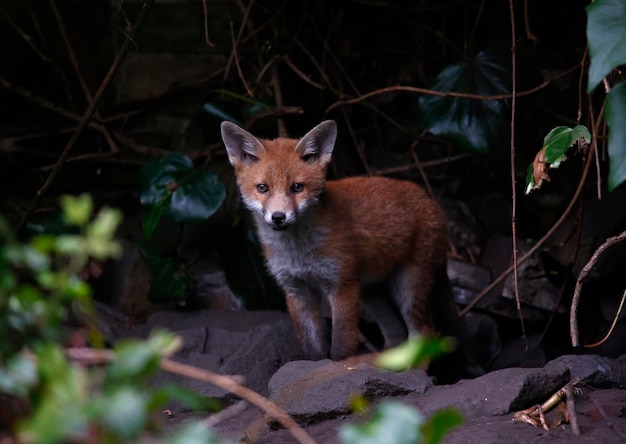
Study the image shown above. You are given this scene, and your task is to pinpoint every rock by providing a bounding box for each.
[447,259,491,306]
[489,334,547,370]
[501,246,562,313]
[267,360,433,425]
[463,312,502,370]
[479,234,561,321]
[414,365,569,417]
[544,354,626,387]
[119,309,303,412]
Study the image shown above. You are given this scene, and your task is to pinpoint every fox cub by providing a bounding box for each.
[221,120,452,361]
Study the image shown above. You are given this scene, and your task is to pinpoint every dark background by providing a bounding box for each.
[1,0,625,362]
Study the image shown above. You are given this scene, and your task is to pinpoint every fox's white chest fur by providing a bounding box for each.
[254,212,340,297]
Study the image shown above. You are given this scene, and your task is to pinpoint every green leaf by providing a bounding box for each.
[542,125,591,165]
[92,387,150,440]
[60,194,93,227]
[4,243,50,271]
[146,329,182,358]
[339,401,423,444]
[88,207,122,239]
[376,335,456,371]
[147,253,195,304]
[140,152,195,206]
[586,0,626,92]
[170,171,226,222]
[140,153,226,232]
[19,344,89,444]
[62,277,92,300]
[107,339,161,380]
[606,82,626,191]
[419,49,511,153]
[525,124,592,194]
[165,422,232,444]
[0,350,38,396]
[55,234,84,256]
[142,199,169,239]
[420,408,464,444]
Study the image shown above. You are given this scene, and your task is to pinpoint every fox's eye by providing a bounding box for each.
[290,183,304,193]
[256,184,268,193]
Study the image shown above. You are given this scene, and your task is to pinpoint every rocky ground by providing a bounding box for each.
[104,307,626,444]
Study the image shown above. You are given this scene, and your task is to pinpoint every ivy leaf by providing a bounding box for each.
[606,82,626,191]
[142,200,169,239]
[139,153,226,234]
[525,125,591,194]
[586,0,626,92]
[140,152,194,206]
[170,171,226,223]
[419,49,511,153]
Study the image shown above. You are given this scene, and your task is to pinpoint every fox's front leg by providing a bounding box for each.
[285,291,328,360]
[329,281,360,360]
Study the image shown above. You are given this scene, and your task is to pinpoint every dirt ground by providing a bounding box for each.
[164,381,626,443]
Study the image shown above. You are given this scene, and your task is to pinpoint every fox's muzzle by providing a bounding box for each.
[271,212,290,230]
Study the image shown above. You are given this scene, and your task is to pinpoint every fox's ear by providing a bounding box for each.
[220,121,265,166]
[295,120,337,164]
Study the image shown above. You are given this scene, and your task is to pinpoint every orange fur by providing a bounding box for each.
[221,120,450,361]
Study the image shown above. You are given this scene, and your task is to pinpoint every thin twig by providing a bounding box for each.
[159,359,315,444]
[49,0,93,103]
[240,0,288,45]
[460,147,596,317]
[13,0,156,235]
[283,55,325,90]
[373,152,472,176]
[226,11,254,98]
[564,380,580,436]
[523,0,538,43]
[410,141,434,198]
[294,38,336,92]
[49,0,120,156]
[66,348,316,444]
[243,106,304,130]
[509,0,526,345]
[584,288,626,348]
[201,0,216,47]
[271,60,287,138]
[340,108,373,176]
[0,76,89,124]
[570,229,626,347]
[325,64,580,112]
[223,0,255,82]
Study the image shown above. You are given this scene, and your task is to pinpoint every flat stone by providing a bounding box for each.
[267,359,433,425]
[544,354,626,387]
[414,365,570,416]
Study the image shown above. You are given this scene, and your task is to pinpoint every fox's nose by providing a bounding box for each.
[272,212,286,225]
